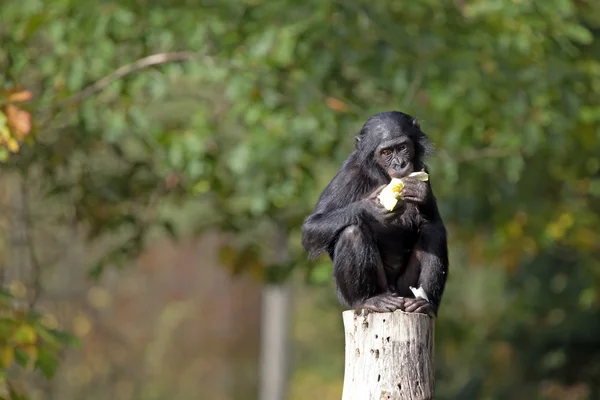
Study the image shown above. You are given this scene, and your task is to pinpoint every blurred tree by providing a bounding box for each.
[1,0,600,399]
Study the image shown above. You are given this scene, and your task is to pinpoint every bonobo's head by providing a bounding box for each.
[355,111,434,180]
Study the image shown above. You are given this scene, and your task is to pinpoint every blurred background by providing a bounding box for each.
[1,0,600,399]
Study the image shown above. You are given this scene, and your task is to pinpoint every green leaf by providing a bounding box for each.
[35,348,59,379]
[14,348,30,367]
[161,220,177,239]
[46,329,80,347]
[272,27,296,66]
[67,57,86,91]
[0,148,9,162]
[88,261,105,280]
[563,23,593,45]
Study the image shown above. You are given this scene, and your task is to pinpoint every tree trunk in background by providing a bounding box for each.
[341,310,435,400]
[259,284,292,400]
[259,226,292,400]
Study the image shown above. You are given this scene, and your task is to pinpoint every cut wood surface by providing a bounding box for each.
[341,309,435,400]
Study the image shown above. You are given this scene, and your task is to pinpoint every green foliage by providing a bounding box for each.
[2,0,600,398]
[0,288,77,399]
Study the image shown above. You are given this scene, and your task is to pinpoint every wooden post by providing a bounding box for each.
[341,309,435,400]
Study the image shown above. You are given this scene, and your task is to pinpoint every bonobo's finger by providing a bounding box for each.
[403,298,428,312]
[401,184,427,203]
[401,183,425,196]
[404,299,435,317]
[403,197,424,205]
[402,178,428,194]
[400,188,417,198]
[414,303,436,317]
[358,294,406,313]
[401,177,422,188]
[401,194,425,205]
[382,295,405,307]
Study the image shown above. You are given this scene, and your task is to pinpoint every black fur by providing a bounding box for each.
[301,111,448,315]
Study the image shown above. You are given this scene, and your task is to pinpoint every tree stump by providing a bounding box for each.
[341,309,435,400]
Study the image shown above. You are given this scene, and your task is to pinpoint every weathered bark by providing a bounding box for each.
[341,309,435,400]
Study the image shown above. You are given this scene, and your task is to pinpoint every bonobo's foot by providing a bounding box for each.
[353,293,407,313]
[403,297,436,317]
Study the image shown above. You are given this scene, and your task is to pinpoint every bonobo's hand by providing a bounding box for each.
[360,184,406,224]
[400,176,431,206]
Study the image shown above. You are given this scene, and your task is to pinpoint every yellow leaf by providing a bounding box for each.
[13,324,37,345]
[0,347,14,368]
[557,212,574,229]
[6,138,19,153]
[505,220,523,239]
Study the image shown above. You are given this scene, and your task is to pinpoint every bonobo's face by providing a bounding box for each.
[356,111,431,180]
[374,136,415,179]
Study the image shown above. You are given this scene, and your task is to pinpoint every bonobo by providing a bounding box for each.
[301,111,448,316]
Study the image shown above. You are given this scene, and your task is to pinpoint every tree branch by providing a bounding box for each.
[44,51,204,112]
[20,178,42,307]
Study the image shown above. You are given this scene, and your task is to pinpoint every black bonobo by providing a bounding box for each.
[301,111,448,317]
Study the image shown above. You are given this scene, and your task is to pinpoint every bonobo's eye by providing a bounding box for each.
[381,149,392,157]
[399,145,407,152]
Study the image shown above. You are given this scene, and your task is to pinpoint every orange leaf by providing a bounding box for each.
[326,97,349,113]
[8,90,33,103]
[5,104,32,137]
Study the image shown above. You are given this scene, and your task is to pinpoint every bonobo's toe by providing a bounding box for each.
[403,298,435,317]
[354,294,407,313]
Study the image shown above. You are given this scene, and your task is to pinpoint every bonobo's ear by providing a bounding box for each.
[411,117,435,159]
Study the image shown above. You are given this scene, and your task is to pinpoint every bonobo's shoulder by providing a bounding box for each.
[313,152,366,208]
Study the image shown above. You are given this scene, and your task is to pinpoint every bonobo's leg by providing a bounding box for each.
[396,222,448,318]
[394,249,435,317]
[333,224,406,312]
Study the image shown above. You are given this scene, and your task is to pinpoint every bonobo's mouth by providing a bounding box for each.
[388,167,414,179]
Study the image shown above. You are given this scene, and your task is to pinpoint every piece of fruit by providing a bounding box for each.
[409,286,430,302]
[377,171,429,211]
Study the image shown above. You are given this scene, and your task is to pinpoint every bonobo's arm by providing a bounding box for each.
[302,206,364,259]
[301,170,368,259]
[400,174,449,315]
[414,219,449,315]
